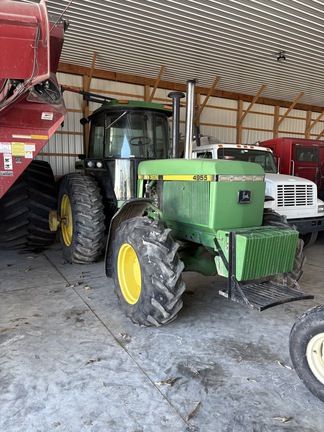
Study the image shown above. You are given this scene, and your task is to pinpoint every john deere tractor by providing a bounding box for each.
[102,81,312,327]
[51,81,312,326]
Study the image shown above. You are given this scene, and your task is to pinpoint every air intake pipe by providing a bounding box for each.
[184,79,198,159]
[168,91,185,158]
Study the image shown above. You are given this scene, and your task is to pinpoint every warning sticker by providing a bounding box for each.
[0,171,13,176]
[0,143,11,153]
[4,154,12,170]
[12,142,25,156]
[41,112,54,121]
[25,144,35,152]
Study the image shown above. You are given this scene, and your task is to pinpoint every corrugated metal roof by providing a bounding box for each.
[43,0,324,107]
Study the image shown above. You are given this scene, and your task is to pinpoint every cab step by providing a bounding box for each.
[219,281,314,311]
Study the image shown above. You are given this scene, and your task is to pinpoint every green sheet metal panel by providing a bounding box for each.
[138,159,266,236]
[215,227,298,281]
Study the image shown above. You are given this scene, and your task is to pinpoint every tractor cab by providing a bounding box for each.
[77,99,173,206]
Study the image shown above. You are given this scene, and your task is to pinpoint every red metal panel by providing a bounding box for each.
[0,0,67,198]
[0,0,49,83]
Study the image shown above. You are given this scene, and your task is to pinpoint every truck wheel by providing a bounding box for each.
[0,160,57,250]
[289,305,324,402]
[300,232,318,249]
[262,209,305,283]
[112,217,186,326]
[58,174,105,264]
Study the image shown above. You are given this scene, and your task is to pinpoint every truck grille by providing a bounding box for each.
[277,184,314,207]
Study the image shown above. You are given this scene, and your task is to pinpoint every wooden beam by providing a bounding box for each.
[305,110,312,139]
[83,52,97,155]
[236,99,243,144]
[194,76,220,124]
[58,62,324,113]
[273,105,280,138]
[305,110,324,136]
[316,129,324,139]
[275,92,305,128]
[144,85,151,102]
[238,84,266,125]
[148,65,165,102]
[83,51,97,110]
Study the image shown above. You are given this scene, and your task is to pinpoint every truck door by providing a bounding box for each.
[292,144,319,185]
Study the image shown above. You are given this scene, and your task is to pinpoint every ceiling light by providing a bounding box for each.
[276,51,286,61]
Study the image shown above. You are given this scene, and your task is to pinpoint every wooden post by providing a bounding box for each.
[237,99,243,144]
[273,105,279,138]
[83,52,97,155]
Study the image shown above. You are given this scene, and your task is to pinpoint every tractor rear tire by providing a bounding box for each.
[58,174,105,264]
[289,305,324,402]
[112,217,186,326]
[0,160,57,250]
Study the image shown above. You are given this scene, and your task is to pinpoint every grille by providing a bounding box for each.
[277,184,314,207]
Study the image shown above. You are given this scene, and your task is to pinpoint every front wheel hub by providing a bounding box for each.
[60,194,73,246]
[306,332,324,384]
[117,243,141,304]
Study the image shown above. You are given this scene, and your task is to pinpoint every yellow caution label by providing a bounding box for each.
[12,142,25,156]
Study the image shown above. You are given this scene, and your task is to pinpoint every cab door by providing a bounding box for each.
[292,144,319,184]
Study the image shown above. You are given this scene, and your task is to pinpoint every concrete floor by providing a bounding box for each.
[1,235,324,432]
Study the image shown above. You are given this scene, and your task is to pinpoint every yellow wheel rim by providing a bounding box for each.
[61,194,73,246]
[117,243,141,304]
[306,332,324,385]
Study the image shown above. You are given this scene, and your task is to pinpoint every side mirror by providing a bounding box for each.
[78,154,86,160]
[80,117,89,125]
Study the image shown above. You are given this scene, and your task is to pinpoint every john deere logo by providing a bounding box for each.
[238,190,251,204]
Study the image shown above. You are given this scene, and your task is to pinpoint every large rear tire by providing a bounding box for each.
[0,160,57,250]
[58,174,105,264]
[289,305,324,402]
[112,217,186,326]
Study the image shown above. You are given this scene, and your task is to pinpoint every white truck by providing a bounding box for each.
[192,139,324,248]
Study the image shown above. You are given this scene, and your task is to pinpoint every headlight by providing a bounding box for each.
[86,160,94,168]
[96,161,103,168]
[318,205,324,213]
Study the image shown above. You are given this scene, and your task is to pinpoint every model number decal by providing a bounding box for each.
[192,174,208,181]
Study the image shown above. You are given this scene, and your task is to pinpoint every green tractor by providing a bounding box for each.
[52,81,312,326]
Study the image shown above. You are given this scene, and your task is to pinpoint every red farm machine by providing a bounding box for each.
[0,0,67,249]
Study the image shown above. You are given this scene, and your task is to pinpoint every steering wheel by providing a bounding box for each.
[129,136,151,146]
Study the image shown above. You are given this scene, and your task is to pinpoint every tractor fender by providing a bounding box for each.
[104,198,163,277]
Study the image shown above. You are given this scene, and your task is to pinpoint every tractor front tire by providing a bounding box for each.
[58,174,105,264]
[289,305,324,402]
[0,160,57,250]
[263,209,305,284]
[112,217,186,326]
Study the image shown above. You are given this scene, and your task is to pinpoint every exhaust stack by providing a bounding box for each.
[184,79,198,159]
[168,91,185,158]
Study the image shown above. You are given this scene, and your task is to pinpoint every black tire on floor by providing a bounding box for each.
[0,160,57,250]
[112,216,186,326]
[262,209,305,284]
[289,305,324,402]
[300,231,318,249]
[58,174,105,264]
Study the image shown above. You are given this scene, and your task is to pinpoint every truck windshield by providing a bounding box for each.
[217,148,277,173]
[89,110,170,159]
